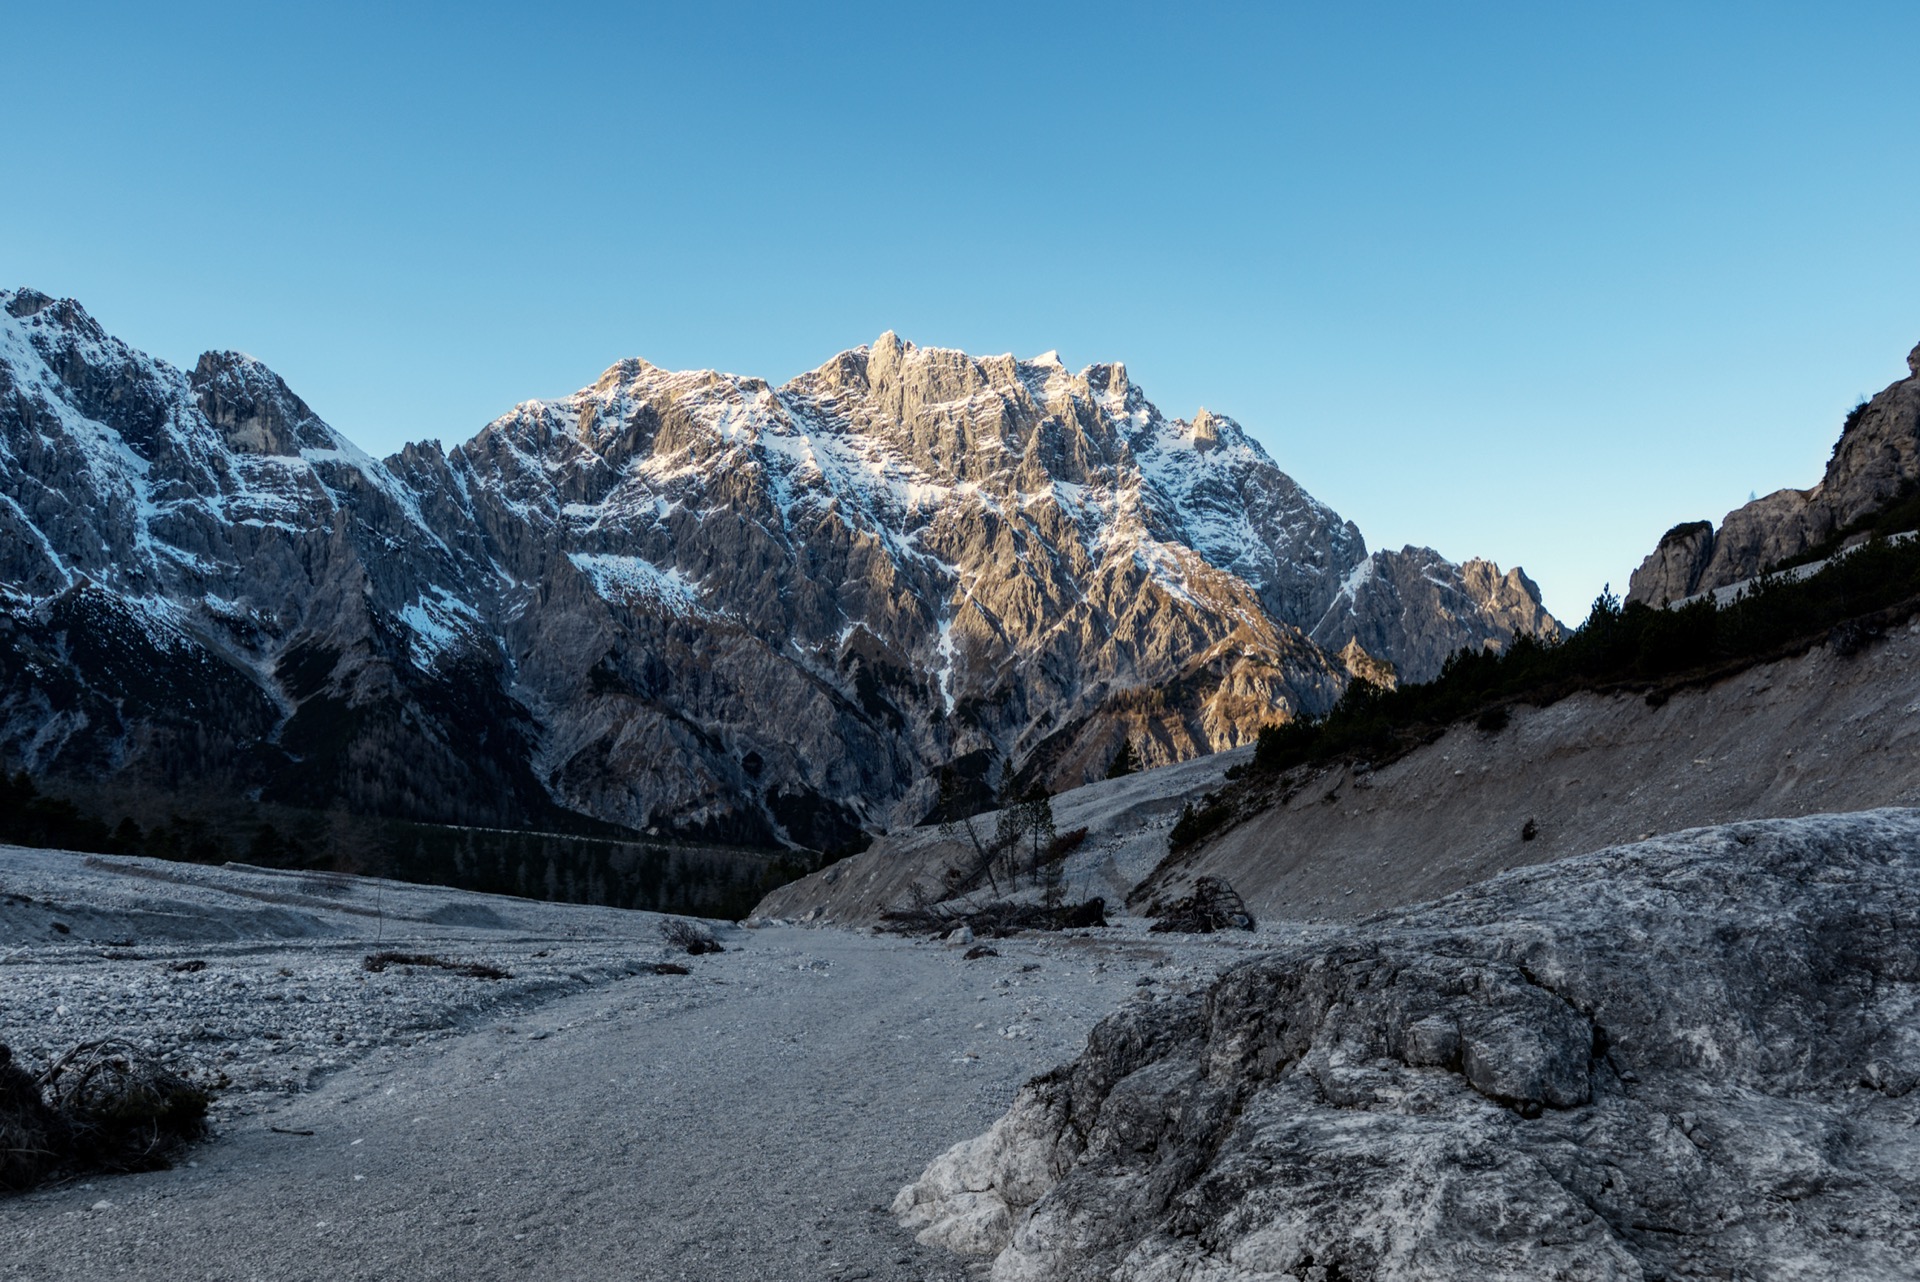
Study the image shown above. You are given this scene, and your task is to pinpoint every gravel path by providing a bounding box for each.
[1,850,1272,1281]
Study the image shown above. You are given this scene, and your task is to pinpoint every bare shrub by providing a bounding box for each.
[0,1046,59,1192]
[881,897,1107,938]
[35,1040,208,1178]
[657,918,724,955]
[1149,877,1255,934]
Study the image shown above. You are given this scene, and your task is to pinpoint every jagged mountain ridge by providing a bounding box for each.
[0,288,1557,847]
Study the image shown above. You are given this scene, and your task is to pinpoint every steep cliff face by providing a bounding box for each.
[0,290,1557,846]
[1628,341,1920,605]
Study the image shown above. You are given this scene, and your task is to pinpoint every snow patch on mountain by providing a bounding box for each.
[567,553,704,614]
[396,588,485,668]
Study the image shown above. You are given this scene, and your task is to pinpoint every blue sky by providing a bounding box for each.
[7,2,1919,622]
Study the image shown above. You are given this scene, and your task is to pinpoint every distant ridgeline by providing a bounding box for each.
[1168,524,1920,851]
[0,774,824,920]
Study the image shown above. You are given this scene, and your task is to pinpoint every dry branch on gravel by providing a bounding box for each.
[880,897,1107,938]
[657,919,724,955]
[1148,876,1255,933]
[0,1046,59,1192]
[362,951,511,979]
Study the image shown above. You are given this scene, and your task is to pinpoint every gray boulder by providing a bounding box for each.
[897,810,1920,1279]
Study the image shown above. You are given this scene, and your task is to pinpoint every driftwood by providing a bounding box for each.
[880,897,1107,938]
[362,951,511,979]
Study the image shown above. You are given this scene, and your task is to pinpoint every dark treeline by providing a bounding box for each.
[1253,531,1920,782]
[0,774,819,920]
[378,822,822,920]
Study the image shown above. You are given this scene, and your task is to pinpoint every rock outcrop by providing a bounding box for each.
[897,810,1920,1280]
[0,289,1558,845]
[1628,340,1920,605]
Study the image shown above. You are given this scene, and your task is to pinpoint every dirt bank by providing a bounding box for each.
[1141,620,1920,921]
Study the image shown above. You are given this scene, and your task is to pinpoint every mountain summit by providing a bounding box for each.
[0,293,1557,847]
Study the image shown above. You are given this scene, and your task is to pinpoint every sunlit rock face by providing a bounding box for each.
[1629,340,1920,606]
[0,293,1555,845]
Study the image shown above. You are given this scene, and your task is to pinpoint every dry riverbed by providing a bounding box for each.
[0,846,1284,1281]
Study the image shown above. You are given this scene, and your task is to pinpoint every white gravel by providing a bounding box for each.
[0,846,1281,1280]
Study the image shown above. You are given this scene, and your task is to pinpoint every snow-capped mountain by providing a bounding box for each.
[0,289,1557,847]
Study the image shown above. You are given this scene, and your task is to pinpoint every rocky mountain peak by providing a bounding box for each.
[4,288,56,319]
[190,350,335,456]
[589,356,660,393]
[0,293,1560,847]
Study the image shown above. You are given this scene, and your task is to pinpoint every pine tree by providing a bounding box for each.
[991,760,1028,888]
[1105,738,1139,779]
[1025,790,1062,907]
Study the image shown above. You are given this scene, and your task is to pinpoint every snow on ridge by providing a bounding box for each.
[1337,554,1378,599]
[514,344,1343,627]
[299,445,451,553]
[0,307,166,574]
[1309,554,1383,640]
[110,594,200,654]
[396,587,483,669]
[568,553,704,614]
[934,617,958,714]
[1133,540,1200,609]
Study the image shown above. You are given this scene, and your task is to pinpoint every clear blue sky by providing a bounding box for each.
[8,2,1920,622]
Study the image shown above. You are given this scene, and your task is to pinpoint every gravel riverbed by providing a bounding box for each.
[0,846,1281,1281]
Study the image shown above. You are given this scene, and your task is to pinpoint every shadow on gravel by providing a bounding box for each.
[1,1041,209,1194]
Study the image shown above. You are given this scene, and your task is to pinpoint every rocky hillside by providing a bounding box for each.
[1629,339,1920,605]
[752,611,1920,927]
[1136,614,1920,923]
[897,810,1920,1280]
[0,288,1556,848]
[751,747,1254,927]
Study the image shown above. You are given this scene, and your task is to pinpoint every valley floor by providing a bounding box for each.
[0,848,1275,1281]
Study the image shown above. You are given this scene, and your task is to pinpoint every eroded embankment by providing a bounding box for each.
[1138,621,1920,922]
